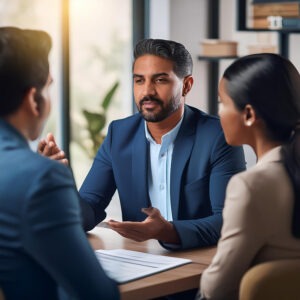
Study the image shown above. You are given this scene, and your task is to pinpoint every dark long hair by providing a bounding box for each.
[223,53,300,237]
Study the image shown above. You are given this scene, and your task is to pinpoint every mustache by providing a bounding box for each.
[139,96,163,106]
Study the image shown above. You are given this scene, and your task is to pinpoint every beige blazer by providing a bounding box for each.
[200,146,300,300]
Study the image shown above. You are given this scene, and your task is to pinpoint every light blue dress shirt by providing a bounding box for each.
[145,117,183,221]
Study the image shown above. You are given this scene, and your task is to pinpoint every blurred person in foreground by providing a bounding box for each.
[0,27,119,300]
[40,38,246,252]
[199,53,300,300]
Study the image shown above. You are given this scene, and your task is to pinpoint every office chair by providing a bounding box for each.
[0,288,5,300]
[239,259,300,300]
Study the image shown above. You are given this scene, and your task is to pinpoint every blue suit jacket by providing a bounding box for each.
[80,105,246,249]
[0,119,119,300]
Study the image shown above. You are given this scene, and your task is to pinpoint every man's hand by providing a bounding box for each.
[37,133,69,165]
[107,207,180,244]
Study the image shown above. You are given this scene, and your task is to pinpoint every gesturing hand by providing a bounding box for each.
[37,133,69,165]
[107,207,180,244]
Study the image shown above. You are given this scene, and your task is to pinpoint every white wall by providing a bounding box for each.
[149,0,170,39]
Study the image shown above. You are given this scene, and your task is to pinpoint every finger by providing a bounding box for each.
[107,220,123,229]
[46,133,62,154]
[110,228,146,242]
[50,153,69,166]
[50,157,69,166]
[46,132,56,143]
[47,141,58,155]
[108,220,138,228]
[107,219,120,224]
[37,139,47,153]
[107,220,122,229]
[50,150,65,160]
[108,220,144,233]
[48,141,64,156]
[50,143,61,155]
[59,158,69,166]
[40,142,52,156]
[142,207,160,217]
[108,226,131,237]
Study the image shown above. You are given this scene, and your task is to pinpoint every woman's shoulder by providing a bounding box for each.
[228,160,291,205]
[231,159,284,184]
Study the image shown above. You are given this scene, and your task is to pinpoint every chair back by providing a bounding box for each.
[239,259,300,300]
[0,289,5,300]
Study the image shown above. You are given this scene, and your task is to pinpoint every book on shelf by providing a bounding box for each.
[251,17,270,28]
[200,39,238,57]
[252,2,300,17]
[247,44,277,54]
[252,0,300,3]
[251,16,300,29]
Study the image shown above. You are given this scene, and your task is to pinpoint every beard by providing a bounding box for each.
[137,95,181,122]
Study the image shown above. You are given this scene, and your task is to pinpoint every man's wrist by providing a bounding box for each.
[159,221,180,244]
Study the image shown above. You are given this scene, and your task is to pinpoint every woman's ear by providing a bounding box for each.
[182,75,194,96]
[24,87,39,117]
[243,104,257,127]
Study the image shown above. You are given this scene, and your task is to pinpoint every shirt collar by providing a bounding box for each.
[256,146,282,165]
[144,115,184,150]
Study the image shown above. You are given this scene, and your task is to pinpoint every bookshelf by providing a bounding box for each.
[197,0,300,115]
[237,0,300,58]
[197,56,237,115]
[197,0,238,115]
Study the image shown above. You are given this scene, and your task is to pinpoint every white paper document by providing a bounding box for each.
[95,249,192,284]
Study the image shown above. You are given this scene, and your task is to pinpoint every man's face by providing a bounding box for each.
[133,54,184,122]
[33,74,53,140]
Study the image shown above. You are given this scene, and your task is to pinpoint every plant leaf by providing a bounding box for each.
[101,81,119,111]
[82,110,106,134]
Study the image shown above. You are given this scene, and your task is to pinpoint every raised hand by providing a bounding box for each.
[38,133,69,165]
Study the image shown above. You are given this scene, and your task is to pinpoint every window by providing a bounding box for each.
[0,0,62,148]
[0,0,135,220]
[69,0,133,188]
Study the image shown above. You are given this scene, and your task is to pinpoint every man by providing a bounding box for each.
[42,39,246,250]
[0,27,119,299]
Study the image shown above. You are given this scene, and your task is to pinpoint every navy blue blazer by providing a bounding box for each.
[0,119,119,300]
[80,105,246,249]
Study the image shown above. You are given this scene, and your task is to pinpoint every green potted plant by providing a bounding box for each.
[80,81,119,158]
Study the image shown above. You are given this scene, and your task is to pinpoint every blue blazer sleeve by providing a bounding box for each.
[22,162,119,300]
[169,129,245,250]
[79,123,117,231]
[79,115,151,230]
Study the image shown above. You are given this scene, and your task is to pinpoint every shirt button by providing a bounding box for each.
[160,184,165,190]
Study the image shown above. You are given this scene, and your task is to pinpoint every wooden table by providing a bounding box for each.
[88,227,216,300]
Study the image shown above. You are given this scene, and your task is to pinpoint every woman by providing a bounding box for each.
[0,27,119,299]
[199,53,300,300]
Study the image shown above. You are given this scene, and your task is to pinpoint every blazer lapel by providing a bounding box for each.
[131,121,150,220]
[170,106,196,219]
